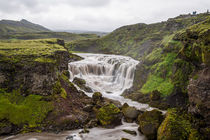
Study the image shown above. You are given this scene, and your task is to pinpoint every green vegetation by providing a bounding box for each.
[140,75,174,96]
[0,89,53,127]
[157,109,203,140]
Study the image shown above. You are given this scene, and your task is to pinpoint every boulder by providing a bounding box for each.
[122,106,140,122]
[96,104,122,128]
[138,109,164,140]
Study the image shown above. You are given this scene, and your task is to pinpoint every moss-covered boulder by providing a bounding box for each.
[157,109,203,140]
[138,109,164,140]
[96,104,122,128]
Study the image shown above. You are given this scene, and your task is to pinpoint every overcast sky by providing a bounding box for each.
[0,0,209,32]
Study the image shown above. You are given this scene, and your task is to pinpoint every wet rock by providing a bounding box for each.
[122,129,137,136]
[96,104,122,128]
[79,128,89,134]
[66,135,74,140]
[73,77,93,93]
[122,106,140,122]
[104,98,122,108]
[92,92,103,103]
[138,109,164,140]
[85,119,98,128]
[83,104,94,112]
[121,138,130,140]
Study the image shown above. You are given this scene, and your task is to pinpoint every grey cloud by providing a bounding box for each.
[0,0,210,32]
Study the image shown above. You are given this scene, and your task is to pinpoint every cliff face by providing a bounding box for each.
[0,39,71,95]
[0,39,93,135]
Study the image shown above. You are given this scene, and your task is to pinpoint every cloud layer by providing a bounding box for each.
[0,0,209,31]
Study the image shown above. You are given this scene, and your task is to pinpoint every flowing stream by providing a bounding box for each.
[3,53,157,140]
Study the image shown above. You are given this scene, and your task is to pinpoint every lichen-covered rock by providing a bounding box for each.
[96,104,122,128]
[157,109,203,140]
[138,109,164,140]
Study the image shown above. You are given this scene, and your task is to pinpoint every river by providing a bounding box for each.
[3,53,157,140]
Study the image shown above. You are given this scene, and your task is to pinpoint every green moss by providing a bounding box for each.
[34,57,55,63]
[60,88,67,99]
[0,39,66,64]
[0,90,53,127]
[97,104,121,126]
[157,109,203,140]
[140,52,177,96]
[140,75,174,96]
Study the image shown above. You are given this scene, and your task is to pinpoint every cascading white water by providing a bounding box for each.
[69,53,153,111]
[69,53,139,95]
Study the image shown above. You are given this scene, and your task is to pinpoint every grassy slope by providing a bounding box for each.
[69,13,210,60]
[0,39,67,63]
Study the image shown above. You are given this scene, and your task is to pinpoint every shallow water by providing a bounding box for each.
[2,53,157,140]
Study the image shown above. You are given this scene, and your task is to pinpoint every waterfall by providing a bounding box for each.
[68,53,139,96]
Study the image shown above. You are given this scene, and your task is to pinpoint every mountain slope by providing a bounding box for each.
[69,13,210,60]
[0,19,50,33]
[68,13,210,107]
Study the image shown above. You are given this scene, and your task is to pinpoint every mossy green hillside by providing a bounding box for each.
[0,89,53,127]
[0,39,66,63]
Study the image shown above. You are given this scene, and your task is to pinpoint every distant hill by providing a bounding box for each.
[56,29,109,37]
[0,32,99,42]
[0,19,51,33]
[0,19,99,42]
